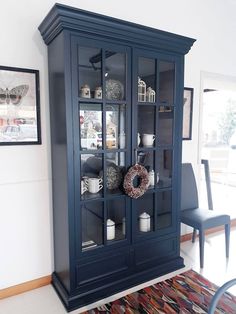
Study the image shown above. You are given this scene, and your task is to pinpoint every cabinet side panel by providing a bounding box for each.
[48,33,70,290]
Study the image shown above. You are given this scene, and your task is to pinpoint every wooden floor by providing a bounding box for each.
[1,228,236,314]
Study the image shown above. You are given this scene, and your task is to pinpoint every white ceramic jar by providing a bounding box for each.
[107,219,115,240]
[80,84,91,98]
[94,86,102,99]
[139,212,151,232]
[148,170,155,186]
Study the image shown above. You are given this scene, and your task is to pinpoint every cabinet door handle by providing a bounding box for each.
[134,148,138,164]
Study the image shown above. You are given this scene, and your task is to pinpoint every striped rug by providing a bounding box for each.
[82,270,236,313]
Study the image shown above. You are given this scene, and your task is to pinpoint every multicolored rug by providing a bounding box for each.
[82,270,236,313]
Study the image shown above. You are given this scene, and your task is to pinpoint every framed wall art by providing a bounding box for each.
[182,87,194,140]
[0,65,41,145]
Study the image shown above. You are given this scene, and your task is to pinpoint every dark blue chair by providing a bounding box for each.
[181,163,230,268]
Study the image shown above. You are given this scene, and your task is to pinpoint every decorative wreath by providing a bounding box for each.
[123,164,149,199]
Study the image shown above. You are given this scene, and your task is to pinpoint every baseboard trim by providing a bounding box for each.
[181,218,236,243]
[0,275,52,300]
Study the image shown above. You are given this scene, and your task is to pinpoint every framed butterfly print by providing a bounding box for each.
[0,65,41,145]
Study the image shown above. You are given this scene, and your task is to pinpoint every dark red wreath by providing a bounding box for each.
[123,164,149,199]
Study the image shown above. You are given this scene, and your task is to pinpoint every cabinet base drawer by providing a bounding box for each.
[76,251,130,286]
[134,237,177,269]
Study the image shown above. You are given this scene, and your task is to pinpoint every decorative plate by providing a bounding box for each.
[106,79,124,100]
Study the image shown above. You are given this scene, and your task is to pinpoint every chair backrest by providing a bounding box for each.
[181,163,199,210]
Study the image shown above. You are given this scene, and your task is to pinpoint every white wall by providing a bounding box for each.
[1,0,236,289]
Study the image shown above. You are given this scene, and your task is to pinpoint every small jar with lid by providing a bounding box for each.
[148,170,155,186]
[94,86,102,99]
[107,219,115,240]
[80,84,91,98]
[139,212,151,232]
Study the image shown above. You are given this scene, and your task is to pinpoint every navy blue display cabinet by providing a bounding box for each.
[39,4,195,311]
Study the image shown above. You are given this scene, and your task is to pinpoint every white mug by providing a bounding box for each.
[85,177,103,193]
[81,179,88,195]
[142,134,155,147]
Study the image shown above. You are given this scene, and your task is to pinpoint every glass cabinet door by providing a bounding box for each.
[74,41,178,251]
[74,40,130,253]
[135,51,176,239]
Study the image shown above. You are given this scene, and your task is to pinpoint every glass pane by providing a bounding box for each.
[137,151,155,189]
[156,191,172,229]
[159,61,175,105]
[158,106,173,145]
[138,105,156,147]
[80,103,103,150]
[80,153,104,200]
[78,47,102,99]
[105,152,125,196]
[105,51,126,101]
[135,193,154,234]
[156,150,173,188]
[138,57,156,102]
[106,104,126,149]
[107,198,126,241]
[82,201,103,251]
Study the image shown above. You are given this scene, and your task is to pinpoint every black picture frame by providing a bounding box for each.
[182,87,194,140]
[0,65,41,145]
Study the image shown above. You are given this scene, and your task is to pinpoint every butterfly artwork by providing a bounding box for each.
[0,85,29,105]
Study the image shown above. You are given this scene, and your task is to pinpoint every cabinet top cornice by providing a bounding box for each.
[39,3,195,54]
